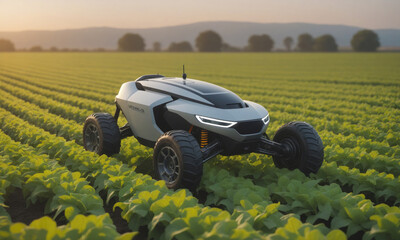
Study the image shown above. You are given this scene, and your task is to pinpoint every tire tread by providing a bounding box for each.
[83,112,121,156]
[273,121,324,175]
[153,130,203,191]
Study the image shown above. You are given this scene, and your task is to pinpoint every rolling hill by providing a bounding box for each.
[0,21,399,50]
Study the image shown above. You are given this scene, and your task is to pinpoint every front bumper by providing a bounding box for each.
[166,99,269,142]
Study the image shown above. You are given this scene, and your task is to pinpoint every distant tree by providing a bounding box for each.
[313,34,338,52]
[49,46,58,52]
[30,46,43,52]
[118,33,145,52]
[0,39,15,52]
[248,34,274,52]
[221,43,241,52]
[297,33,314,51]
[195,30,223,52]
[283,37,293,51]
[153,42,161,52]
[351,30,380,52]
[168,41,193,52]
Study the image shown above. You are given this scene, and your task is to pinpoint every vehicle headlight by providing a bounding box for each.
[262,114,270,124]
[195,115,237,128]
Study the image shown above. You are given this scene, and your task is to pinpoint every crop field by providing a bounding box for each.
[0,52,399,239]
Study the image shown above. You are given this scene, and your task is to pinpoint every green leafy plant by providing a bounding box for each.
[0,214,136,240]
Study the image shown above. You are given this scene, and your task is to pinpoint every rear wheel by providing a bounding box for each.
[83,113,121,156]
[272,121,323,175]
[153,130,203,191]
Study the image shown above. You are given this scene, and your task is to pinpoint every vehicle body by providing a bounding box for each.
[83,74,324,190]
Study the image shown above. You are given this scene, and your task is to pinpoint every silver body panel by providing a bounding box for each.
[116,81,173,142]
[115,78,269,143]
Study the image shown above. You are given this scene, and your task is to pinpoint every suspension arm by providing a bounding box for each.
[255,137,287,157]
[114,103,121,121]
[201,140,223,163]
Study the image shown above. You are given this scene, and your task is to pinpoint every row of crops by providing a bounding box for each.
[0,53,399,239]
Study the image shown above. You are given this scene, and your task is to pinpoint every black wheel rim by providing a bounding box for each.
[280,136,302,169]
[84,123,100,152]
[157,146,180,184]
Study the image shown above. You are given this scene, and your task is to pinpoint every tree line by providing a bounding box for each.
[0,29,380,52]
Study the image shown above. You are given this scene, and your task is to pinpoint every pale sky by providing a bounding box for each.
[0,0,399,31]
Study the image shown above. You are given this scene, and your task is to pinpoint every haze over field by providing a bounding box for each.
[1,0,399,50]
[1,22,400,50]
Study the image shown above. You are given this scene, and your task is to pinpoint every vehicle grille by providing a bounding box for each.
[233,120,264,134]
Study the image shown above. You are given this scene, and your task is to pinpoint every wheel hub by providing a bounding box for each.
[84,123,100,152]
[158,146,180,184]
[279,137,301,168]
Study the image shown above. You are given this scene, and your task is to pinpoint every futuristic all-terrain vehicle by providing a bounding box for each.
[83,73,324,190]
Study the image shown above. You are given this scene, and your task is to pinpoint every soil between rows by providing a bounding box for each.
[4,187,143,237]
[5,188,46,225]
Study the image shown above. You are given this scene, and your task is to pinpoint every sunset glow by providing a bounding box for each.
[0,0,399,31]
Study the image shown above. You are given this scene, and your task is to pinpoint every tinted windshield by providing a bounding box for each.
[148,78,246,109]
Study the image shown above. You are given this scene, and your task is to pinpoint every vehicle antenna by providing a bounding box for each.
[182,65,187,80]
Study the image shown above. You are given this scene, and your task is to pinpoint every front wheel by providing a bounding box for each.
[153,130,203,191]
[272,121,324,175]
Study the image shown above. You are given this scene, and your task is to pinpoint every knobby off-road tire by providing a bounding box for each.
[272,121,324,175]
[83,113,121,156]
[153,130,203,191]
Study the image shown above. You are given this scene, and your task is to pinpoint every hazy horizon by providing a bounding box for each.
[1,20,400,33]
[1,0,399,32]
